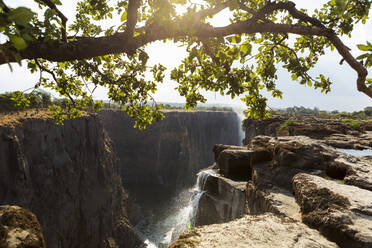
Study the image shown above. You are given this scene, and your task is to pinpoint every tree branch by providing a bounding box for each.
[126,0,140,36]
[195,0,233,20]
[38,0,68,41]
[0,0,369,98]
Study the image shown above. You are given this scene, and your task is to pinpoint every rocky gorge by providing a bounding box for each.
[0,109,242,248]
[171,116,372,248]
[1,111,371,248]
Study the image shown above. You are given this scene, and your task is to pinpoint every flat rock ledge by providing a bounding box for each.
[0,205,45,248]
[169,213,339,248]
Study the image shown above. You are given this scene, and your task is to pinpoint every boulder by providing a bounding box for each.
[212,144,246,161]
[217,148,271,179]
[170,213,339,248]
[0,205,45,248]
[293,173,372,248]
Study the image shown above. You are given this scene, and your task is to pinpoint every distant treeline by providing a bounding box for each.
[0,90,53,112]
[161,104,233,112]
[0,91,100,112]
[274,106,372,118]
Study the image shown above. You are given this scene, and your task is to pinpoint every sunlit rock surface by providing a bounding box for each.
[170,213,339,248]
[0,205,45,248]
[293,173,372,248]
[243,115,372,149]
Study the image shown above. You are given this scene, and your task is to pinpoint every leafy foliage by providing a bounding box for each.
[0,0,371,127]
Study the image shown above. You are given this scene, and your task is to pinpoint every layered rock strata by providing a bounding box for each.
[243,115,372,149]
[0,114,144,248]
[176,135,372,248]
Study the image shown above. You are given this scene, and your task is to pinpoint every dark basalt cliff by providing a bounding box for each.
[99,110,241,188]
[0,114,144,248]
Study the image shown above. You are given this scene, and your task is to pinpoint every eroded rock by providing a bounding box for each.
[0,205,45,248]
[293,173,372,248]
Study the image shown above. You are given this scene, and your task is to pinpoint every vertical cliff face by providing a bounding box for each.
[98,110,241,188]
[0,114,144,248]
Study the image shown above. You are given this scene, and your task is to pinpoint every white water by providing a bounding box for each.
[135,169,217,248]
[232,107,246,145]
[336,148,372,157]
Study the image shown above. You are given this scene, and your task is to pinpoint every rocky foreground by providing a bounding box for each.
[171,135,372,248]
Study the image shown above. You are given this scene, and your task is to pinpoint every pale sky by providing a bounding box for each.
[1,0,371,112]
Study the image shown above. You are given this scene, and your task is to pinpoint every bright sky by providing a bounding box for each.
[1,0,371,111]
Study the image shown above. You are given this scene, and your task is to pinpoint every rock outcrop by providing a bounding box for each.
[179,135,372,248]
[170,213,339,248]
[0,113,144,248]
[99,110,241,188]
[293,173,372,248]
[0,205,45,248]
[243,115,372,149]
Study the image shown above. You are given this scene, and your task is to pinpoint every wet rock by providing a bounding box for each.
[0,205,45,248]
[170,213,339,248]
[293,173,372,248]
[195,172,247,226]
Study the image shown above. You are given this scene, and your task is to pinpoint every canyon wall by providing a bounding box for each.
[99,110,241,188]
[0,114,144,248]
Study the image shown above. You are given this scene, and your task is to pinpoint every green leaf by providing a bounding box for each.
[121,11,127,22]
[356,54,369,60]
[9,7,35,26]
[357,44,371,51]
[335,0,346,15]
[9,35,27,50]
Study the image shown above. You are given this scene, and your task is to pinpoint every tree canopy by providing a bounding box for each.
[0,0,371,128]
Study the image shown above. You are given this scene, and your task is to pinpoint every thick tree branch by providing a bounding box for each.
[0,0,370,98]
[126,0,140,36]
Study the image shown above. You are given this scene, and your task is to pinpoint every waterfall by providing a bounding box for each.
[134,169,217,248]
[232,107,246,145]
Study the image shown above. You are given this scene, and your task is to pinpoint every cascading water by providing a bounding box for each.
[132,169,217,248]
[232,107,246,145]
